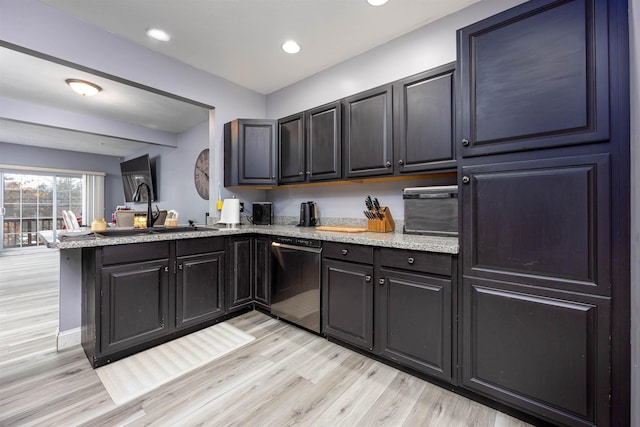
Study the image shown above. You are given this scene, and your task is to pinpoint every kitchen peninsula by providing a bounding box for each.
[39,224,458,359]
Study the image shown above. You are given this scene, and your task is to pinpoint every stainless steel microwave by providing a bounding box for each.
[403,186,458,236]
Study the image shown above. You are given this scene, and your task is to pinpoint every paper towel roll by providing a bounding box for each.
[219,198,240,227]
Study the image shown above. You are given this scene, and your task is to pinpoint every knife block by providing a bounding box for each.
[367,206,395,233]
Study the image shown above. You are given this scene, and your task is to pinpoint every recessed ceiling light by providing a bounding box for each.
[282,40,301,54]
[146,28,171,42]
[65,79,102,97]
[367,0,388,5]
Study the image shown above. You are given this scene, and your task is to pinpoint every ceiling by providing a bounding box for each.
[1,0,479,157]
[39,0,479,95]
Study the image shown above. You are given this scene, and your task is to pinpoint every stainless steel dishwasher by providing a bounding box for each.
[270,236,322,333]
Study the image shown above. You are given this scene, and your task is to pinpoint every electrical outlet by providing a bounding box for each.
[239,202,244,212]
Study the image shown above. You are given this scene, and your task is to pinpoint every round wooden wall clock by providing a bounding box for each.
[194,148,210,200]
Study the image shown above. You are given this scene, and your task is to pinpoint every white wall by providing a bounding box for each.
[629,0,639,424]
[264,0,526,220]
[0,0,267,222]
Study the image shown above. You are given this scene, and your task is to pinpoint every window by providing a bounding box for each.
[1,168,104,250]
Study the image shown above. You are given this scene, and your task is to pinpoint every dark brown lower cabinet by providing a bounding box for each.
[100,259,170,355]
[176,251,224,329]
[322,242,455,382]
[227,235,271,311]
[378,268,452,381]
[254,237,271,307]
[226,237,254,310]
[322,258,374,350]
[82,238,226,368]
[461,277,611,427]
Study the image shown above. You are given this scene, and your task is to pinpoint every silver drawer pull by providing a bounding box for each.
[164,266,169,272]
[365,275,372,282]
[407,257,415,264]
[378,278,385,285]
[342,249,348,255]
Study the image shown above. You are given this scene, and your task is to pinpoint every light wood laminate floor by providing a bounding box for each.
[0,249,533,426]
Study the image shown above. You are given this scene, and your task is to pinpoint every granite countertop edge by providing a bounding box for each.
[39,225,459,254]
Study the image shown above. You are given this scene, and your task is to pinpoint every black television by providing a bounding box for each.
[120,154,156,202]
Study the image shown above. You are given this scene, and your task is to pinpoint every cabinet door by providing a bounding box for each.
[306,101,342,181]
[457,0,609,157]
[253,237,271,307]
[378,268,452,381]
[462,277,610,427]
[278,113,306,184]
[394,63,455,173]
[344,85,394,178]
[460,154,610,296]
[100,259,170,355]
[176,252,224,329]
[227,237,254,310]
[322,258,374,350]
[224,119,278,186]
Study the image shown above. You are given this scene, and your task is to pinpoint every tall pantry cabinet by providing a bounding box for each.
[456,0,630,426]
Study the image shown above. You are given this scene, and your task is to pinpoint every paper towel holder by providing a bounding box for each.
[219,198,241,228]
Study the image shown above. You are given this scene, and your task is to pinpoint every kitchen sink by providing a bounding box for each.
[96,226,206,237]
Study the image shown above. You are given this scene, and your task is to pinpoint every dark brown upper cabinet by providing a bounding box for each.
[457,0,609,157]
[278,113,305,184]
[344,85,394,178]
[393,63,456,173]
[278,101,342,184]
[224,119,277,186]
[306,101,342,181]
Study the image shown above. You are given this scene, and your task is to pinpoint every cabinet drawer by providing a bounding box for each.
[379,248,452,276]
[176,237,225,256]
[323,242,373,264]
[102,241,170,265]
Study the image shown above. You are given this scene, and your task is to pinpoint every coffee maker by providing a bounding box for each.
[298,201,319,227]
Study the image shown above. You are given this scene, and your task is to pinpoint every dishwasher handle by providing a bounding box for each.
[271,241,322,254]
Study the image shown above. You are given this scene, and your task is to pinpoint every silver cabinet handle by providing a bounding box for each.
[385,161,391,168]
[398,159,404,165]
[299,171,304,176]
[462,138,470,146]
[342,249,348,255]
[378,278,385,285]
[462,176,470,184]
[179,264,183,270]
[164,266,169,272]
[365,275,372,282]
[407,257,414,265]
[306,171,311,175]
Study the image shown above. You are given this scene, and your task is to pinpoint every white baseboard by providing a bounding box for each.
[56,327,81,351]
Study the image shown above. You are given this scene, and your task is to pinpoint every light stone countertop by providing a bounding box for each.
[38,224,458,254]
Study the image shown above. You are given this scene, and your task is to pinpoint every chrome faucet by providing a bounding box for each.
[133,182,160,227]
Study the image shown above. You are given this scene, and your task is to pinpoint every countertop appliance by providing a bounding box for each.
[252,202,272,225]
[270,236,322,333]
[403,186,458,236]
[298,201,319,227]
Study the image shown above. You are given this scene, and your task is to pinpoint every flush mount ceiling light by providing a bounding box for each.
[146,28,171,42]
[367,0,388,5]
[65,79,102,97]
[282,40,301,54]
